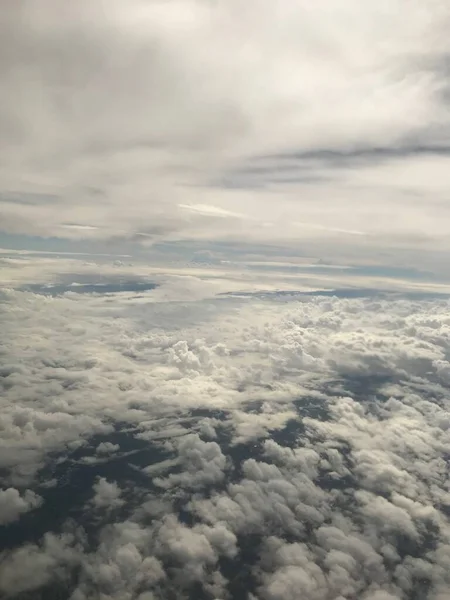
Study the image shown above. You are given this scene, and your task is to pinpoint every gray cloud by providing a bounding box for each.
[96,441,120,455]
[0,533,81,596]
[91,478,124,511]
[0,487,42,525]
[1,1,450,266]
[154,433,228,491]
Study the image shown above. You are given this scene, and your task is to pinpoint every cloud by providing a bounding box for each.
[1,1,450,266]
[1,260,450,598]
[0,533,80,596]
[157,514,235,566]
[0,487,42,525]
[96,441,120,455]
[154,433,228,491]
[72,521,166,599]
[91,478,124,511]
[178,203,248,219]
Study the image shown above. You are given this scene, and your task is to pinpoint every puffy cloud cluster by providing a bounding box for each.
[96,442,120,455]
[1,266,450,598]
[64,513,239,600]
[72,521,166,600]
[0,532,81,596]
[154,433,228,491]
[188,391,450,598]
[0,487,42,525]
[91,478,124,511]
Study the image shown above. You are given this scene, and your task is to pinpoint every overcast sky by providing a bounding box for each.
[1,0,450,268]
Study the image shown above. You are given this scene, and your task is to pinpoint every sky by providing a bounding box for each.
[1,2,450,600]
[1,0,450,274]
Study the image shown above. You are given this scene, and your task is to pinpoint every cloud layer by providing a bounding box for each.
[1,0,450,265]
[1,260,450,598]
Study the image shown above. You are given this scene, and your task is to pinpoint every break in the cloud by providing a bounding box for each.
[1,0,450,266]
[1,257,450,598]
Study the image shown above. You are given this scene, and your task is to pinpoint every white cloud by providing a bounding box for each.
[96,441,120,455]
[154,433,228,490]
[0,487,42,525]
[178,203,249,219]
[73,521,166,599]
[1,269,450,485]
[1,1,450,266]
[0,533,80,596]
[91,478,124,511]
[1,261,450,598]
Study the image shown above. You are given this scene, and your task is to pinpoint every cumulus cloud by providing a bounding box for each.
[96,441,120,455]
[91,478,124,511]
[0,487,42,525]
[0,533,80,596]
[154,433,228,491]
[72,521,166,600]
[1,259,450,598]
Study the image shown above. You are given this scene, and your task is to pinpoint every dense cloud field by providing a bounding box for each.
[1,264,450,600]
